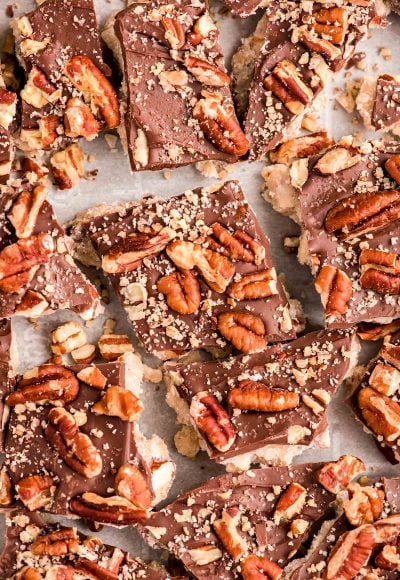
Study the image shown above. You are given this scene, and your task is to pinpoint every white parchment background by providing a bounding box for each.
[0,0,400,563]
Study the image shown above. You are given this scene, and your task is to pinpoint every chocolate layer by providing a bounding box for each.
[372,75,400,130]
[0,318,13,452]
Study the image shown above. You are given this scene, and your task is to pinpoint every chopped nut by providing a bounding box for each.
[76,366,107,390]
[98,334,133,361]
[51,321,86,355]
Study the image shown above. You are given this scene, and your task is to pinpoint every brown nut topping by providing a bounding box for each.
[51,143,85,191]
[325,190,400,240]
[213,507,248,561]
[228,270,278,301]
[0,233,54,294]
[51,321,86,355]
[71,344,97,365]
[76,365,107,389]
[16,474,56,511]
[15,290,49,317]
[228,379,299,412]
[300,30,342,62]
[92,386,143,422]
[15,567,43,580]
[241,555,283,580]
[264,60,314,116]
[310,6,348,44]
[343,483,384,526]
[375,544,400,571]
[358,386,400,442]
[75,553,124,580]
[187,13,217,45]
[98,334,133,361]
[385,154,400,185]
[185,56,230,87]
[0,468,12,506]
[317,455,366,494]
[6,364,79,406]
[64,97,100,140]
[368,362,400,397]
[70,492,147,524]
[360,267,400,295]
[115,463,152,510]
[157,270,201,315]
[358,319,400,341]
[218,311,267,353]
[193,92,249,157]
[102,226,176,274]
[161,16,185,49]
[31,528,80,556]
[375,514,400,544]
[315,265,352,317]
[8,186,47,239]
[46,407,103,478]
[64,55,119,129]
[324,524,375,580]
[210,223,265,265]
[269,132,333,165]
[190,390,236,452]
[274,482,307,525]
[315,146,361,176]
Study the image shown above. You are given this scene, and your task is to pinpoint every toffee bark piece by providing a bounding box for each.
[103,0,248,171]
[0,510,181,579]
[0,182,102,320]
[165,329,359,471]
[232,1,379,160]
[357,74,400,135]
[70,180,303,359]
[263,137,400,328]
[0,67,17,184]
[2,355,175,524]
[350,332,400,464]
[142,459,363,579]
[13,0,118,154]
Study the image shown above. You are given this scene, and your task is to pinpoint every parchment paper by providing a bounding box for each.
[0,0,399,563]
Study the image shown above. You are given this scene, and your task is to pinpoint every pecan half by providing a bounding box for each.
[315,265,352,317]
[157,270,201,314]
[325,524,375,580]
[241,555,283,580]
[310,6,348,45]
[375,544,400,571]
[228,270,278,301]
[264,60,314,116]
[343,483,384,526]
[64,97,100,140]
[6,364,79,406]
[213,507,248,561]
[218,311,267,353]
[92,386,143,422]
[193,92,249,156]
[102,227,176,274]
[0,233,54,294]
[161,17,185,49]
[0,468,12,506]
[274,482,307,525]
[385,154,400,185]
[64,55,119,129]
[75,555,124,580]
[368,362,400,397]
[31,528,80,556]
[115,464,152,510]
[70,492,147,524]
[361,268,400,295]
[324,190,400,240]
[46,407,103,478]
[317,455,366,494]
[16,474,56,511]
[358,319,400,341]
[210,223,265,265]
[185,56,230,87]
[269,132,333,165]
[228,379,299,412]
[8,186,47,239]
[358,386,400,442]
[190,390,236,452]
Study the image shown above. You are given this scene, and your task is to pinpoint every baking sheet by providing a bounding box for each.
[1,0,400,562]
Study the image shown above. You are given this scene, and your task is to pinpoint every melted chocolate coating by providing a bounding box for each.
[372,76,400,130]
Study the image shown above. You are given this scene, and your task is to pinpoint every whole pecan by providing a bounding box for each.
[241,555,283,580]
[213,506,248,561]
[92,386,143,422]
[6,364,79,406]
[193,92,249,156]
[264,60,314,116]
[8,185,47,239]
[210,223,265,265]
[115,464,152,510]
[343,483,384,527]
[190,391,236,452]
[360,268,400,295]
[16,474,56,511]
[228,379,299,412]
[317,455,366,494]
[157,270,201,315]
[315,265,352,317]
[0,233,54,294]
[64,55,120,129]
[161,16,185,49]
[228,269,277,301]
[102,227,175,274]
[31,528,80,556]
[325,524,375,580]
[358,386,400,442]
[274,482,307,525]
[385,154,400,185]
[64,97,100,140]
[217,311,266,353]
[185,56,230,87]
[70,492,147,524]
[0,468,12,506]
[46,407,103,479]
[300,30,342,62]
[324,190,400,240]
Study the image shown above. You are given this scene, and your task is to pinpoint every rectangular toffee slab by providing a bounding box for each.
[70,180,302,359]
[165,328,359,471]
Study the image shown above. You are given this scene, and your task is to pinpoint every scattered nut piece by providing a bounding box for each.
[98,334,134,361]
[51,321,86,355]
